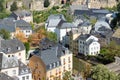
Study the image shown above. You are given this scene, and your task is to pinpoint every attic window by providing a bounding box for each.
[7,48,11,52]
[17,46,21,50]
[49,64,52,69]
[53,63,56,68]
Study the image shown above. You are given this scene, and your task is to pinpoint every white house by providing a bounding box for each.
[45,14,66,33]
[78,34,100,55]
[0,52,32,80]
[0,38,26,64]
[73,19,92,34]
[10,10,33,23]
[56,22,77,42]
[0,38,32,80]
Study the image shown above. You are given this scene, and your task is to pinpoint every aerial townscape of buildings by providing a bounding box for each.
[0,0,120,80]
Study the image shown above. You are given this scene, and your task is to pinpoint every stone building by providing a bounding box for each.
[72,0,117,9]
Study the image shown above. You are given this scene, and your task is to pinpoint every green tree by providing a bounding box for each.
[10,1,18,11]
[47,32,57,42]
[44,0,50,7]
[0,0,5,12]
[0,29,10,39]
[63,71,74,80]
[24,42,30,55]
[91,64,118,80]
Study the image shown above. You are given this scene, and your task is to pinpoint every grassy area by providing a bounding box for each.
[33,6,73,23]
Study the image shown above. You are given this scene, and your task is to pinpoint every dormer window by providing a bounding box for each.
[49,64,52,69]
[53,63,56,68]
[7,48,11,52]
[17,46,21,50]
[57,61,59,66]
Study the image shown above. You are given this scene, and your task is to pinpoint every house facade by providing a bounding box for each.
[28,38,73,80]
[0,52,32,80]
[78,34,100,55]
[45,14,66,33]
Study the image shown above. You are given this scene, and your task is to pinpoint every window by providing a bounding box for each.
[26,76,29,79]
[49,64,52,69]
[53,63,56,68]
[57,61,59,66]
[8,55,10,57]
[63,58,65,65]
[19,53,21,56]
[12,55,14,57]
[22,77,25,80]
[68,64,71,69]
[13,70,16,74]
[68,57,71,63]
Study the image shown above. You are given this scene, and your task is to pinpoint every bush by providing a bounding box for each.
[44,0,50,7]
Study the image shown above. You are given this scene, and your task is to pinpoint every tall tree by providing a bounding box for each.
[0,29,10,39]
[91,64,118,80]
[10,1,18,11]
[0,0,5,12]
[24,42,30,57]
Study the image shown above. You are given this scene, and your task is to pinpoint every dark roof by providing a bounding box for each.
[74,9,110,18]
[32,38,71,71]
[0,39,25,54]
[79,34,91,40]
[46,14,66,22]
[0,18,15,32]
[0,18,32,32]
[0,73,15,80]
[12,10,32,17]
[39,38,56,50]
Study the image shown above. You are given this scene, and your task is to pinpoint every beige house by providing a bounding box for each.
[29,38,73,80]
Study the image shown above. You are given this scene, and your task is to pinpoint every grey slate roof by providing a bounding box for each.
[74,9,110,19]
[0,39,25,54]
[0,52,19,70]
[0,18,32,33]
[11,10,32,18]
[57,22,77,29]
[46,14,66,22]
[0,18,15,32]
[32,38,71,71]
[19,61,31,75]
[15,20,32,30]
[79,34,91,41]
[0,73,15,80]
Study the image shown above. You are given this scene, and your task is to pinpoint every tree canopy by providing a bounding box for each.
[0,29,10,40]
[91,64,118,80]
[10,1,18,11]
